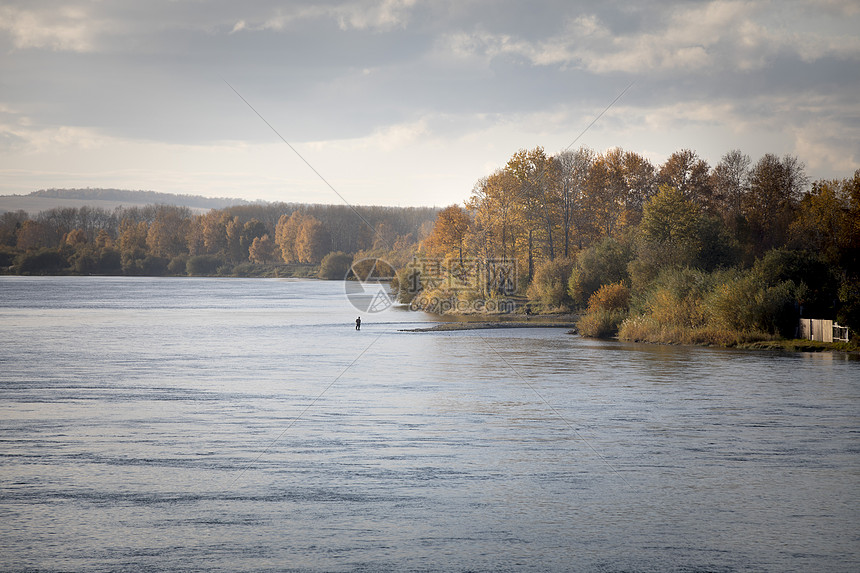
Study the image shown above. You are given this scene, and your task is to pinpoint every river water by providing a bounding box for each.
[1,276,858,572]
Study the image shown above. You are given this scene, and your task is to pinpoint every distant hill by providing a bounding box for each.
[0,188,252,215]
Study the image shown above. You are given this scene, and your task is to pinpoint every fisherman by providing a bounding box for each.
[355,316,361,331]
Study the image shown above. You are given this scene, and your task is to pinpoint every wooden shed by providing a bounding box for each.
[798,319,850,342]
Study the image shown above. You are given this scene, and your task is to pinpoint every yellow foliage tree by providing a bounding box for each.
[248,234,278,263]
[275,212,305,263]
[295,216,330,263]
[424,205,471,266]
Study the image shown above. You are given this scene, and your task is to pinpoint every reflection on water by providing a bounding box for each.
[1,276,858,572]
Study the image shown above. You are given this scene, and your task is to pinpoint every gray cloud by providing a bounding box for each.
[0,0,857,201]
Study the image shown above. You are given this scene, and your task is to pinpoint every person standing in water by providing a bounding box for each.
[355,316,361,331]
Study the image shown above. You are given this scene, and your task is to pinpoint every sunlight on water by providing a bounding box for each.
[1,276,858,572]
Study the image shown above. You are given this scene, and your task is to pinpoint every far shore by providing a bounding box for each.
[400,315,858,355]
[400,313,579,332]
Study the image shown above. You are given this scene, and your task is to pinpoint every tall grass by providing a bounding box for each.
[618,314,777,347]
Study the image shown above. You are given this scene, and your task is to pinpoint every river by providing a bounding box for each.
[1,276,858,572]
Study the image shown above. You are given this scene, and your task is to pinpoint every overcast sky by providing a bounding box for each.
[1,0,858,207]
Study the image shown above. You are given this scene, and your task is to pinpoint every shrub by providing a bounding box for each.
[617,313,777,347]
[97,248,122,274]
[752,249,837,317]
[587,282,630,312]
[395,265,422,304]
[567,238,632,307]
[577,309,627,338]
[576,282,631,338]
[837,280,860,338]
[643,267,711,329]
[528,257,575,308]
[140,256,169,276]
[167,255,189,275]
[186,255,221,276]
[318,251,353,280]
[15,248,69,275]
[0,247,16,268]
[350,257,395,281]
[707,266,803,337]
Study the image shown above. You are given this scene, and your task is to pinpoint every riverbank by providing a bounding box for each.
[401,320,578,332]
[403,315,858,354]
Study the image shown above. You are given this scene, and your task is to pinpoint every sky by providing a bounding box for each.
[1,0,858,207]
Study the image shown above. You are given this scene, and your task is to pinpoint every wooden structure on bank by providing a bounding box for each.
[798,319,850,343]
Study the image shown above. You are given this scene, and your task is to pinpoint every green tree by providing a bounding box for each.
[637,184,702,269]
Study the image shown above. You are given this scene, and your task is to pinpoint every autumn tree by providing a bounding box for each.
[118,218,149,273]
[239,219,268,260]
[746,153,808,253]
[63,228,88,247]
[506,147,560,276]
[618,149,657,226]
[0,210,28,247]
[118,219,148,254]
[789,174,860,271]
[596,147,654,235]
[424,205,471,266]
[274,211,305,263]
[295,216,330,263]
[185,215,206,256]
[204,212,230,255]
[146,206,190,258]
[225,216,244,263]
[95,229,114,249]
[554,147,593,255]
[16,220,53,251]
[710,149,750,226]
[581,152,625,242]
[466,169,521,261]
[372,221,397,251]
[248,234,278,263]
[659,149,713,211]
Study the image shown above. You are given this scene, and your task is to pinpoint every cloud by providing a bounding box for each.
[443,1,860,74]
[333,0,418,31]
[0,5,107,52]
[0,0,857,204]
[228,0,418,34]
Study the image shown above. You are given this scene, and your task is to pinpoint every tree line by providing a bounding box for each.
[412,146,859,343]
[0,202,437,277]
